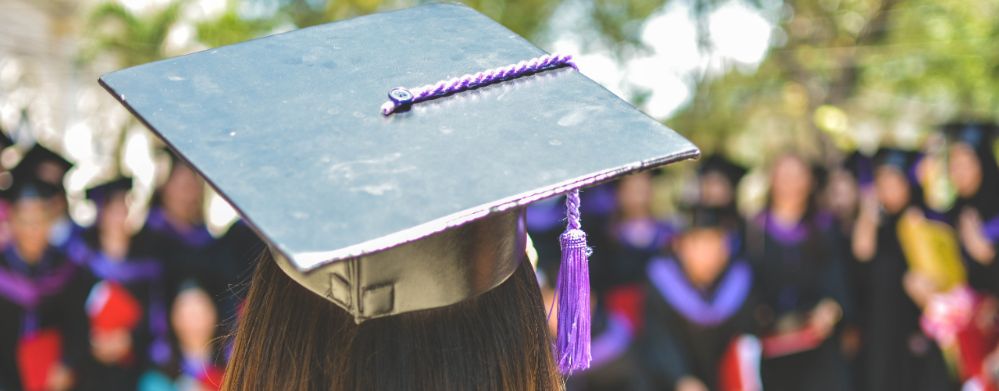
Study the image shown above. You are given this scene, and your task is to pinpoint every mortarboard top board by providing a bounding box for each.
[697,154,747,186]
[942,121,997,151]
[85,177,133,204]
[99,4,698,322]
[16,143,73,189]
[1,174,60,202]
[873,147,918,172]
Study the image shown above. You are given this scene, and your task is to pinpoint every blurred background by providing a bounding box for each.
[2,0,999,390]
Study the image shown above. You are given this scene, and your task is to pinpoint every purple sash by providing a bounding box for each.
[647,257,751,326]
[983,215,999,244]
[589,312,633,368]
[146,207,214,248]
[0,250,78,309]
[89,253,162,283]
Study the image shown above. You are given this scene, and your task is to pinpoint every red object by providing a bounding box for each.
[604,284,645,332]
[954,295,999,384]
[86,281,142,333]
[718,335,762,391]
[17,329,62,391]
[199,364,226,391]
[761,324,824,358]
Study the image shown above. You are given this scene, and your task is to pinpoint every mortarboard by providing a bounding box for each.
[100,3,698,373]
[697,154,747,187]
[86,177,133,205]
[873,147,919,174]
[15,143,74,190]
[1,173,60,202]
[942,122,997,151]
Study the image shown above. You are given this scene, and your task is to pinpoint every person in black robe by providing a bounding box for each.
[72,177,173,391]
[640,206,759,391]
[747,153,851,391]
[139,152,223,311]
[14,144,85,264]
[820,151,871,381]
[0,177,88,391]
[942,122,999,295]
[851,148,956,391]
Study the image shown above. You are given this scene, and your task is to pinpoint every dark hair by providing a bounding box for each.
[222,253,560,391]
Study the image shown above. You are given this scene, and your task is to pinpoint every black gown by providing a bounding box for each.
[139,207,223,307]
[639,256,757,390]
[857,213,955,391]
[0,246,88,390]
[747,212,851,391]
[73,228,171,391]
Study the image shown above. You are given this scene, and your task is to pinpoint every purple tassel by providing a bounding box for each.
[554,189,591,374]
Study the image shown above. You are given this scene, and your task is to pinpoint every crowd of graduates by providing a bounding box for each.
[1,120,998,391]
[0,136,262,391]
[542,122,999,391]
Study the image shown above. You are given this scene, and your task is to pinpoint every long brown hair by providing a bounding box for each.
[223,253,561,390]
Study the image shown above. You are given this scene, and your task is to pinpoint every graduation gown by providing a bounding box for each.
[566,308,648,391]
[639,256,757,390]
[0,246,88,390]
[857,213,955,391]
[73,228,171,391]
[139,207,223,305]
[747,212,851,391]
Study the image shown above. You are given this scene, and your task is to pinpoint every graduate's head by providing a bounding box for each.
[823,151,867,218]
[5,179,58,262]
[616,171,654,219]
[17,144,73,214]
[86,177,132,235]
[873,148,920,215]
[943,122,999,199]
[768,153,816,211]
[697,154,746,209]
[171,281,218,353]
[99,4,699,389]
[673,207,731,287]
[160,154,204,225]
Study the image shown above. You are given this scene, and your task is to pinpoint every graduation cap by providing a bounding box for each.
[99,3,698,373]
[1,174,60,202]
[942,122,997,151]
[697,154,747,186]
[86,177,133,205]
[15,143,73,190]
[873,148,920,174]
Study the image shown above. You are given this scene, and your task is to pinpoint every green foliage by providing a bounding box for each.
[671,0,999,165]
[196,8,276,48]
[81,1,186,67]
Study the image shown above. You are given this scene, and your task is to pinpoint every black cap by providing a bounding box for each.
[85,177,133,205]
[99,4,699,322]
[15,143,74,189]
[697,154,747,186]
[873,148,919,174]
[1,175,60,202]
[942,122,997,151]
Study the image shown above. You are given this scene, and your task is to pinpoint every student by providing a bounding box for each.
[641,206,759,391]
[97,4,698,389]
[943,122,999,295]
[748,153,851,391]
[0,176,88,391]
[851,148,955,391]
[74,177,171,391]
